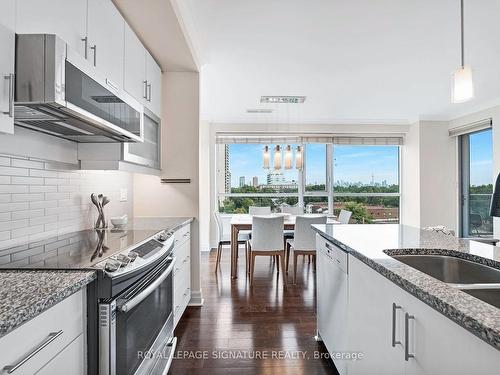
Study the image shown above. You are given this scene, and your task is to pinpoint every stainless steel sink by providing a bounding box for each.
[461,289,500,309]
[390,254,500,284]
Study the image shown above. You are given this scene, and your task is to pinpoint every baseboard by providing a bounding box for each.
[188,289,204,307]
[200,243,211,252]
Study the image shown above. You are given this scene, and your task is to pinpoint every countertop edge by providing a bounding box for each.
[313,227,500,351]
[0,271,96,339]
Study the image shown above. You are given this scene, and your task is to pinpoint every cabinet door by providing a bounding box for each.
[145,52,162,116]
[16,0,87,57]
[87,0,124,89]
[0,0,15,135]
[124,23,146,103]
[403,288,500,375]
[347,256,405,375]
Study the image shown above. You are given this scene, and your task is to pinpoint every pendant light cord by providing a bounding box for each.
[460,0,465,68]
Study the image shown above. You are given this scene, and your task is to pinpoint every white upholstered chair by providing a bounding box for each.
[213,211,250,272]
[248,206,271,215]
[286,215,327,283]
[247,215,286,286]
[338,209,352,224]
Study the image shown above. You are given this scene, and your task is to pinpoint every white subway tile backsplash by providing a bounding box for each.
[0,154,133,249]
[11,177,44,185]
[11,159,45,169]
[0,166,29,176]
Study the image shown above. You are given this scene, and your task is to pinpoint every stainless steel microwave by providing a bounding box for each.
[14,34,144,143]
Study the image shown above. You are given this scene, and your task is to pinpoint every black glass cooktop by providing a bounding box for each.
[0,228,163,270]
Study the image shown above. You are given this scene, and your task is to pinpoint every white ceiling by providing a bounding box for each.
[176,0,500,123]
[113,0,198,72]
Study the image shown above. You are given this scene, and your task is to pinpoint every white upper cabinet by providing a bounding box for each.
[16,0,88,57]
[146,52,162,116]
[0,0,15,134]
[124,23,146,103]
[87,0,125,89]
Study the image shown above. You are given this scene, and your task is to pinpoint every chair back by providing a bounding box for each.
[213,210,224,243]
[338,209,352,224]
[251,215,284,251]
[293,215,327,250]
[282,205,304,215]
[249,206,271,215]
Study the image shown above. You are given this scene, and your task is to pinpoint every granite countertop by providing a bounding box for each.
[0,216,193,339]
[0,270,96,338]
[312,223,500,350]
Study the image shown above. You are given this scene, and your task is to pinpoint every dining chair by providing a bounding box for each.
[247,215,286,286]
[338,209,352,224]
[286,215,327,283]
[248,206,271,215]
[213,211,250,272]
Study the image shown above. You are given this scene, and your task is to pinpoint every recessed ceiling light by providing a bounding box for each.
[246,109,274,113]
[260,96,306,104]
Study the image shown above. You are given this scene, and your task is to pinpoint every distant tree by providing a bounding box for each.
[343,201,373,224]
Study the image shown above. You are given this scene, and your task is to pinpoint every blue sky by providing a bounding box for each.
[228,144,400,187]
[469,129,493,186]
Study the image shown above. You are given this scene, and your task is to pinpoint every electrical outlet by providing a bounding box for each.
[120,188,127,202]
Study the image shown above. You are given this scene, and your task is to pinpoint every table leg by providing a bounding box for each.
[230,225,239,278]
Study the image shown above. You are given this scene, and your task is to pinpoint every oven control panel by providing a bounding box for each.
[94,231,174,276]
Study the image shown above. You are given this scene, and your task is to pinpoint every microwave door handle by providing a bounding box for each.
[117,257,175,313]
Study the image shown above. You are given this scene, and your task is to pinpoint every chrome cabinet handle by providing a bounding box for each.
[404,313,415,361]
[3,73,14,118]
[3,330,63,373]
[90,44,97,66]
[147,83,152,102]
[143,80,148,99]
[81,37,88,59]
[392,303,402,347]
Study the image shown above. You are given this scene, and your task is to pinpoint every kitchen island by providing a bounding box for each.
[313,224,500,375]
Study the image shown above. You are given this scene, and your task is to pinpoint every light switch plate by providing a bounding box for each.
[120,188,127,202]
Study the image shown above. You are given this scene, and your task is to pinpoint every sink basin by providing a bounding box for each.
[461,289,500,309]
[390,255,500,284]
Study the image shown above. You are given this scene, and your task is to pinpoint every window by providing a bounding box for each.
[217,141,401,221]
[460,128,493,237]
[333,145,400,223]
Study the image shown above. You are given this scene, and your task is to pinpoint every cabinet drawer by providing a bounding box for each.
[173,240,190,264]
[36,334,85,375]
[173,225,190,247]
[0,289,85,375]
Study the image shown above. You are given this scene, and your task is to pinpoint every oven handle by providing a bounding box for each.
[117,257,176,312]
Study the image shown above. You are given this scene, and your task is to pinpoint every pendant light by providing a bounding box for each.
[274,145,282,170]
[295,146,303,170]
[284,145,293,169]
[263,145,270,169]
[452,0,474,103]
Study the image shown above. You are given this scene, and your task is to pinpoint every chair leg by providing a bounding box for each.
[308,255,311,264]
[245,242,249,274]
[313,254,316,268]
[250,252,256,286]
[215,243,222,272]
[285,245,290,274]
[276,255,280,274]
[293,252,298,284]
[280,251,287,286]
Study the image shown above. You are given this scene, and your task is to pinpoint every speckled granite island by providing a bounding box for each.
[0,216,193,339]
[313,223,500,375]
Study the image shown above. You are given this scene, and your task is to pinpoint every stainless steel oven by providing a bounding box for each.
[96,232,177,375]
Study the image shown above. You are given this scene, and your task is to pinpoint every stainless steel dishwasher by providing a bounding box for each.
[316,234,349,375]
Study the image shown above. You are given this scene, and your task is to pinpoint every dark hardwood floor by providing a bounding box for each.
[170,247,338,374]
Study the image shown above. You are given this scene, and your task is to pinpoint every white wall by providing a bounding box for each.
[133,71,203,305]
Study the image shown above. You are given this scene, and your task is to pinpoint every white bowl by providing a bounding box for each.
[110,215,128,227]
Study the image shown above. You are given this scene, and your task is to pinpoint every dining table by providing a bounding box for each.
[229,214,340,278]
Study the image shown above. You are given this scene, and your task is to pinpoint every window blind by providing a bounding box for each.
[215,134,404,145]
[449,118,492,137]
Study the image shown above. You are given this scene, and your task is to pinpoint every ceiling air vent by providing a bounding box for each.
[246,109,274,114]
[260,96,306,104]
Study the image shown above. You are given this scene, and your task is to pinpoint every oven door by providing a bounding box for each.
[99,256,176,375]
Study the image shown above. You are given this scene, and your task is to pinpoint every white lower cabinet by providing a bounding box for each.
[0,289,86,375]
[172,224,191,327]
[347,256,500,375]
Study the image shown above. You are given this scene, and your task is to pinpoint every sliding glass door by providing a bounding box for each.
[460,128,493,237]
